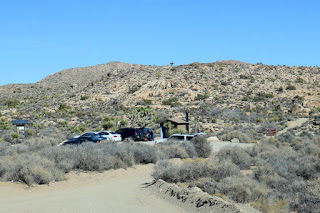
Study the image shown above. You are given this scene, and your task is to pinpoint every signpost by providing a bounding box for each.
[266,128,277,136]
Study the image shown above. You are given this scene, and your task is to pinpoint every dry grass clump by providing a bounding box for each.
[0,137,200,186]
[156,136,211,159]
[152,159,240,183]
[152,136,320,213]
[216,147,252,169]
[0,154,64,186]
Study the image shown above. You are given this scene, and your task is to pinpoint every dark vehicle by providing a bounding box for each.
[139,128,154,141]
[115,128,145,141]
[81,132,107,140]
[63,136,101,145]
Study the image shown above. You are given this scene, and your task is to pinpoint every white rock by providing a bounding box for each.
[231,138,240,143]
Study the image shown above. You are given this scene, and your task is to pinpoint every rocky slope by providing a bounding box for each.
[0,60,319,142]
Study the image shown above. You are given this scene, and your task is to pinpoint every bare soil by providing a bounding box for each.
[0,164,186,213]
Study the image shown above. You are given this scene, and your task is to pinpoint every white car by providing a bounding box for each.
[155,132,206,144]
[98,130,122,142]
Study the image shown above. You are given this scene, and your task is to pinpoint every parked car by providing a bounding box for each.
[98,130,122,142]
[155,132,206,144]
[73,132,111,140]
[115,128,145,141]
[139,128,154,141]
[61,135,102,145]
[81,132,108,140]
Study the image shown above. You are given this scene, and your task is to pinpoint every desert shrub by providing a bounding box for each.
[162,97,182,107]
[152,158,241,183]
[190,136,212,158]
[214,175,258,203]
[216,147,252,169]
[168,128,187,135]
[11,132,20,139]
[152,161,181,183]
[39,128,55,136]
[5,99,20,108]
[128,84,141,94]
[153,140,320,212]
[119,119,128,127]
[58,103,71,111]
[152,160,207,183]
[125,143,162,164]
[295,77,305,83]
[194,93,209,101]
[275,130,296,143]
[0,138,206,186]
[205,159,241,181]
[157,143,190,159]
[286,85,296,90]
[137,99,152,105]
[102,121,115,130]
[0,142,18,156]
[219,130,252,143]
[180,142,197,158]
[0,154,64,185]
[80,95,90,100]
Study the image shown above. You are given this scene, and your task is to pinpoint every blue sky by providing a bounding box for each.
[1,0,319,86]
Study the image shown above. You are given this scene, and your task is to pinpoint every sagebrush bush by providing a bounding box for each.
[190,136,212,158]
[216,147,251,169]
[152,158,241,183]
[0,138,200,186]
[0,154,64,185]
[153,138,320,213]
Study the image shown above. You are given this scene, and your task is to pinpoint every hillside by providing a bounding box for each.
[0,60,319,142]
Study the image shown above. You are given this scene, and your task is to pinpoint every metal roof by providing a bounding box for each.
[12,120,29,125]
[166,118,189,124]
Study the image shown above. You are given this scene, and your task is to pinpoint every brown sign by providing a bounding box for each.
[266,128,277,136]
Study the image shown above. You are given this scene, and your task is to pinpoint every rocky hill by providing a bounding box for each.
[0,60,319,142]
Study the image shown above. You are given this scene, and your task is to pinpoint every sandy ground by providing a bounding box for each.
[0,164,186,213]
[277,118,309,135]
[0,141,256,213]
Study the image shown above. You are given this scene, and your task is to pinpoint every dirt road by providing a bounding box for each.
[0,164,186,213]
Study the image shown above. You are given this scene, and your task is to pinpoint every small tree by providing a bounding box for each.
[170,62,174,66]
[164,121,174,136]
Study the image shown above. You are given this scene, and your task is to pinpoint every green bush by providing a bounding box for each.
[5,100,20,108]
[286,85,296,90]
[58,103,71,111]
[137,100,152,105]
[120,119,128,127]
[11,132,20,139]
[162,97,182,107]
[102,121,115,130]
[295,77,304,83]
[80,95,90,100]
[128,84,141,94]
[194,93,209,101]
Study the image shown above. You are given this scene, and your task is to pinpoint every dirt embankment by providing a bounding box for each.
[147,179,261,213]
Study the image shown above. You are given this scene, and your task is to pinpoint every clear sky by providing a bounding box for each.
[1,0,319,86]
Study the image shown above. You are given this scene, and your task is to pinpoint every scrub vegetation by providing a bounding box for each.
[152,135,320,213]
[0,136,210,186]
